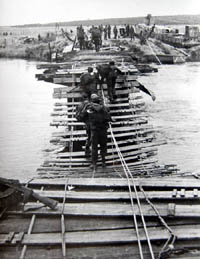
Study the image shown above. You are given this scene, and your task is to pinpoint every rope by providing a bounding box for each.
[109,124,155,259]
[139,185,177,259]
[101,88,154,259]
[125,72,177,257]
[100,66,177,258]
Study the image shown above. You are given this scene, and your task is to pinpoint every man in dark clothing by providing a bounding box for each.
[113,25,118,39]
[84,94,111,172]
[104,25,108,40]
[129,25,135,40]
[91,27,101,52]
[77,25,85,50]
[80,67,98,100]
[126,24,130,37]
[96,61,123,102]
[107,24,111,39]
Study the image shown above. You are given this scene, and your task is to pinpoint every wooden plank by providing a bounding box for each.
[45,149,157,165]
[36,163,176,176]
[7,202,200,218]
[55,135,156,145]
[51,118,150,127]
[51,106,146,115]
[50,128,154,139]
[53,89,138,99]
[56,143,159,157]
[34,190,200,201]
[51,116,148,125]
[51,125,153,136]
[4,215,194,234]
[37,159,158,172]
[54,97,135,107]
[14,224,200,245]
[27,177,200,189]
[43,152,157,167]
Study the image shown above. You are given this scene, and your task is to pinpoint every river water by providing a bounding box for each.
[0,59,55,181]
[0,59,200,180]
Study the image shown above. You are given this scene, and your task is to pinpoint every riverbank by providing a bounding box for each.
[1,26,200,62]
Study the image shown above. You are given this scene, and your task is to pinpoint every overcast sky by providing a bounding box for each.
[0,0,200,26]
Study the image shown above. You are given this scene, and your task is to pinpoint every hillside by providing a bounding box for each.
[13,14,200,28]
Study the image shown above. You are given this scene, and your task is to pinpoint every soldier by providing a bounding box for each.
[84,94,112,172]
[96,61,123,102]
[129,25,135,40]
[91,27,101,52]
[80,67,98,100]
[126,24,130,37]
[104,25,108,40]
[107,24,111,39]
[113,25,118,39]
[77,25,85,50]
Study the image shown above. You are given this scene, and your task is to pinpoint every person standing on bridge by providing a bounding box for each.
[83,94,112,173]
[80,67,98,100]
[96,61,123,103]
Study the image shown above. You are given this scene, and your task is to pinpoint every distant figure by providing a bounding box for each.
[91,27,101,52]
[126,24,130,37]
[99,24,103,43]
[38,34,41,41]
[83,32,89,49]
[129,26,135,40]
[113,25,118,39]
[80,67,98,100]
[107,24,111,39]
[77,25,85,50]
[83,94,112,172]
[104,25,108,40]
[96,61,123,102]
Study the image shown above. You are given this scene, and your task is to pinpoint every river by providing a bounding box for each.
[0,59,200,180]
[0,59,55,181]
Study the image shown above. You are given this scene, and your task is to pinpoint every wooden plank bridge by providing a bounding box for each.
[1,51,200,259]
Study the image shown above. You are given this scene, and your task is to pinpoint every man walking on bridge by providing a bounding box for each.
[80,67,98,100]
[83,94,111,173]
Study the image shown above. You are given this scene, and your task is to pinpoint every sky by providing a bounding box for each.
[0,0,200,26]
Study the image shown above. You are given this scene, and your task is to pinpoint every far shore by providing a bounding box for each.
[0,24,200,63]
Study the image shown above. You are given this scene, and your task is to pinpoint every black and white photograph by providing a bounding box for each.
[0,0,200,258]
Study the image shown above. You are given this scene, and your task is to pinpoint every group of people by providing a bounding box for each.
[75,61,121,172]
[75,62,156,173]
[76,24,135,52]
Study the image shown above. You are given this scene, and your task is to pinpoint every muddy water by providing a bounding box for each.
[0,59,200,180]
